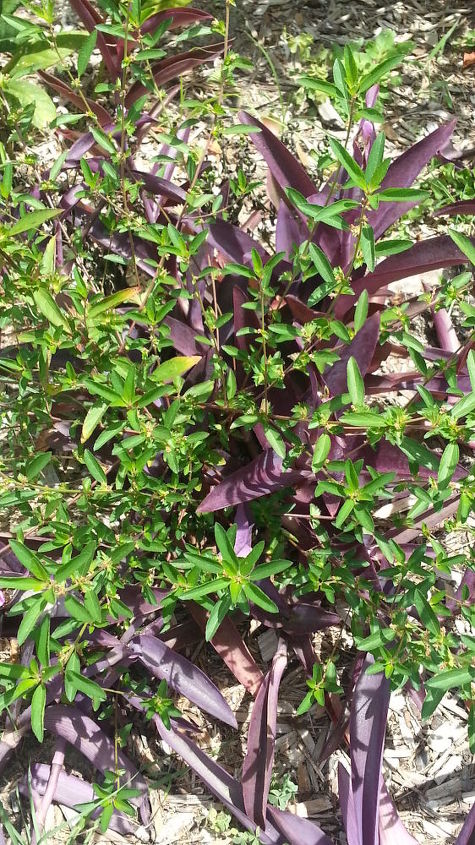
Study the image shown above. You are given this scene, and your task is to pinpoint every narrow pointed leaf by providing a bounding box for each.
[129,635,237,727]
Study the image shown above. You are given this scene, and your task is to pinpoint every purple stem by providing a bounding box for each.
[32,738,67,842]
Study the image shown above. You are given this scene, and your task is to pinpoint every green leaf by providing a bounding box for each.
[449,229,475,265]
[375,239,412,257]
[84,588,102,624]
[77,29,97,77]
[83,449,107,485]
[155,355,201,383]
[88,287,140,320]
[250,559,292,580]
[0,576,43,590]
[334,498,354,528]
[68,671,106,706]
[340,412,386,428]
[353,290,368,334]
[358,52,405,94]
[223,124,261,135]
[399,436,439,471]
[263,425,286,459]
[0,663,29,682]
[7,32,87,76]
[467,350,475,392]
[31,684,46,742]
[360,226,375,272]
[426,667,474,691]
[450,391,475,420]
[9,540,48,581]
[296,689,316,716]
[438,442,459,489]
[376,188,429,203]
[5,208,61,237]
[347,357,364,407]
[82,402,108,443]
[64,595,94,623]
[17,597,47,645]
[414,589,440,637]
[5,79,55,127]
[356,628,396,650]
[328,136,366,189]
[37,616,50,666]
[421,685,445,720]
[90,127,116,155]
[25,451,52,480]
[308,243,335,287]
[469,705,475,756]
[332,58,347,98]
[312,432,331,472]
[243,582,278,613]
[56,542,96,583]
[181,578,229,601]
[33,288,69,330]
[214,523,238,564]
[364,132,385,185]
[297,77,339,98]
[205,594,231,641]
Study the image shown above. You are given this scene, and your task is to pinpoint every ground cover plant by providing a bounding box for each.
[0,0,474,842]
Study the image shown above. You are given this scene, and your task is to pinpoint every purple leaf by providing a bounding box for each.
[447,569,475,612]
[21,764,135,835]
[197,450,304,513]
[290,634,317,675]
[238,111,317,198]
[38,71,111,125]
[335,236,475,319]
[276,201,308,258]
[129,169,187,204]
[350,656,390,845]
[434,200,475,217]
[432,305,459,353]
[266,806,334,845]
[65,132,96,164]
[164,316,201,355]
[283,603,340,634]
[140,7,213,35]
[87,219,157,276]
[338,764,359,845]
[378,780,419,845]
[67,0,119,77]
[190,604,264,695]
[235,503,253,556]
[118,585,166,616]
[454,803,475,845]
[324,312,380,395]
[285,295,323,324]
[43,706,147,792]
[128,635,237,727]
[125,44,224,107]
[151,716,281,844]
[208,219,270,267]
[369,121,455,239]
[242,641,288,826]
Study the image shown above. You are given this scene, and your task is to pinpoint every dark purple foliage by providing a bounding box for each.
[242,641,288,826]
[128,634,237,727]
